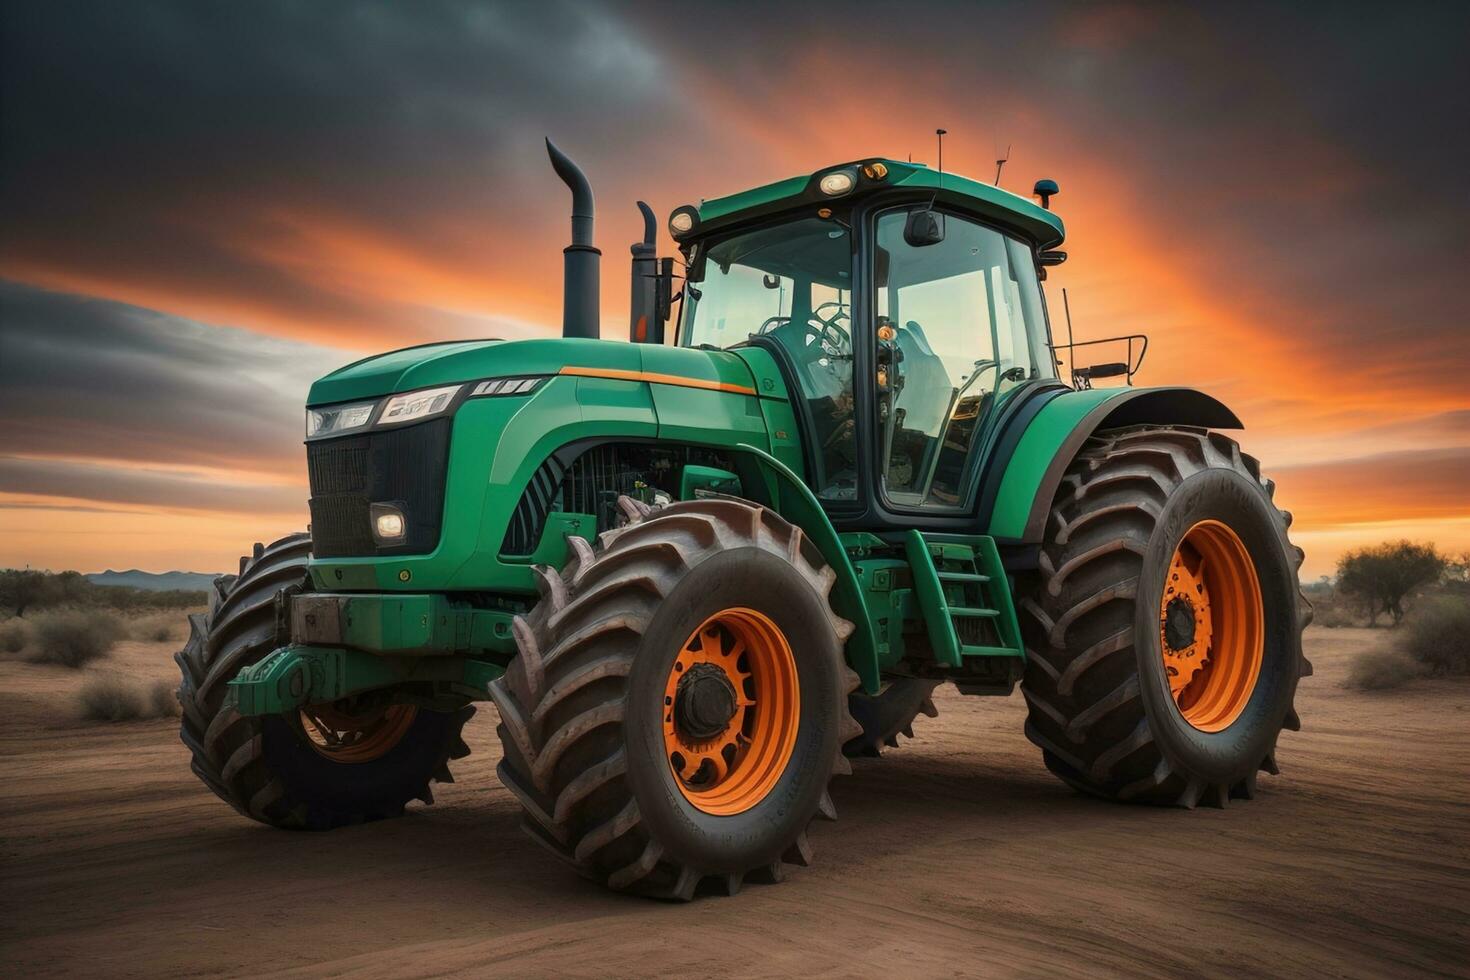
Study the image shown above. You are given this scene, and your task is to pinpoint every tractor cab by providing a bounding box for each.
[666,159,1063,525]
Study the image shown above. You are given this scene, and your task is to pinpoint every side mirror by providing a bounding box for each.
[903,208,945,247]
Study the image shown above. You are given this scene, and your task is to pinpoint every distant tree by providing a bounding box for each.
[1336,542,1446,626]
[0,569,65,617]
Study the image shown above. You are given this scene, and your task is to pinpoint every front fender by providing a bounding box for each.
[729,444,880,694]
[985,386,1242,544]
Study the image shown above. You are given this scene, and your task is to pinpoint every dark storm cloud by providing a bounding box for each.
[0,0,688,342]
[3,0,1466,365]
[0,280,345,470]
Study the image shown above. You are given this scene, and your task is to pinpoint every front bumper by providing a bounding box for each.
[226,592,517,717]
[289,592,516,656]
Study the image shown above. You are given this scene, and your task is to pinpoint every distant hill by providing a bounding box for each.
[86,570,220,592]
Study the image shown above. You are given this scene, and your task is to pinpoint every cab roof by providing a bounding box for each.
[689,158,1066,249]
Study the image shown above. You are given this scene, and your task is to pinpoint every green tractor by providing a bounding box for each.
[176,140,1311,899]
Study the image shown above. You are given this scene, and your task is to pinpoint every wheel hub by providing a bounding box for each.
[674,662,738,740]
[1163,595,1198,651]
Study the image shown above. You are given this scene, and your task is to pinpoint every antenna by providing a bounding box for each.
[994,143,1011,186]
[1062,287,1076,385]
[935,129,947,175]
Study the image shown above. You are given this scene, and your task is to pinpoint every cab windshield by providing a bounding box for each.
[680,216,858,500]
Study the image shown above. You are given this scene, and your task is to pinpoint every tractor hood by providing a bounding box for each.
[306,337,760,407]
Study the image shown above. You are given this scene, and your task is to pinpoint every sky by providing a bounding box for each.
[1,0,1467,579]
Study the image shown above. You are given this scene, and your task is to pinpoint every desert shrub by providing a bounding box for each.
[1346,648,1422,691]
[1398,597,1470,676]
[0,568,207,616]
[148,679,181,718]
[77,675,147,721]
[131,612,184,643]
[0,618,28,653]
[28,610,125,667]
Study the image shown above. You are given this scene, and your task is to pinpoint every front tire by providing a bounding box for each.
[1019,426,1312,807]
[175,533,472,829]
[491,498,860,899]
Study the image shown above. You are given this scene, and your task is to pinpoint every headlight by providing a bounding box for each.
[472,377,545,396]
[306,400,375,439]
[377,384,462,426]
[668,205,699,238]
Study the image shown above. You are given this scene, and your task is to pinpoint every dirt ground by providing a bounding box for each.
[1,626,1466,979]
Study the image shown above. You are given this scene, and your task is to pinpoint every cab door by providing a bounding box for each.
[870,206,1054,514]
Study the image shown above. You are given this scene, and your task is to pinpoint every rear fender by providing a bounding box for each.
[986,387,1242,544]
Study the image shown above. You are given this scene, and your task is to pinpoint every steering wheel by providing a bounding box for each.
[810,302,851,351]
[756,315,791,335]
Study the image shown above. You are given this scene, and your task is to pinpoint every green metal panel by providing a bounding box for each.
[730,444,880,694]
[731,346,807,475]
[853,558,913,668]
[985,387,1133,540]
[309,337,641,406]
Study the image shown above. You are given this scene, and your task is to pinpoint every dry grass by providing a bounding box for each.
[1399,597,1470,676]
[77,675,147,721]
[27,610,125,668]
[1346,648,1422,691]
[147,679,180,718]
[129,612,185,644]
[77,675,180,722]
[0,618,28,653]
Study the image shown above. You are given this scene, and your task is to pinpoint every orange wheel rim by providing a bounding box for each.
[298,701,417,763]
[1159,520,1264,732]
[662,608,800,816]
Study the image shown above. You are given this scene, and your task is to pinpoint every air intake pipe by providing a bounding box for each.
[546,138,600,339]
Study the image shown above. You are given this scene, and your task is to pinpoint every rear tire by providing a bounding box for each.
[175,533,472,829]
[1018,426,1312,807]
[492,497,860,899]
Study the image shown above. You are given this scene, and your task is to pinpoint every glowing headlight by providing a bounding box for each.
[370,502,406,542]
[818,170,856,195]
[378,384,462,426]
[472,377,545,396]
[306,400,375,439]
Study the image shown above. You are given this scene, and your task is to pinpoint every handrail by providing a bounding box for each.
[1048,333,1149,389]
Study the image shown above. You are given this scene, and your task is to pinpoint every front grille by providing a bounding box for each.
[307,418,452,558]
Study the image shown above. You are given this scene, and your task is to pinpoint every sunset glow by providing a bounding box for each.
[2,3,1466,579]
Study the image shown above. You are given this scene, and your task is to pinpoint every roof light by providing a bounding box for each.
[669,206,699,238]
[862,162,889,180]
[818,170,856,196]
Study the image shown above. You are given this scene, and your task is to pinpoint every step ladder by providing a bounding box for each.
[902,530,1025,667]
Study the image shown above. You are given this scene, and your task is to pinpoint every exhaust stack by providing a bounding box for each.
[546,139,601,339]
[629,201,660,343]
